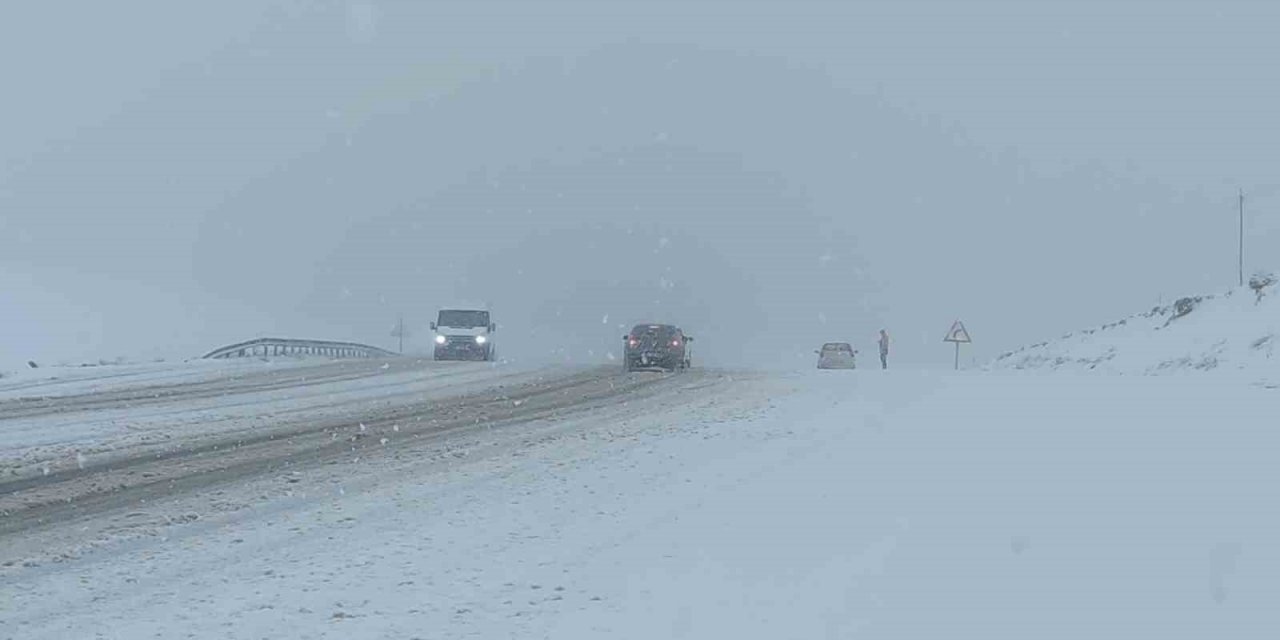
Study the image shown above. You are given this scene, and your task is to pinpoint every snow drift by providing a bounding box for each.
[990,276,1279,378]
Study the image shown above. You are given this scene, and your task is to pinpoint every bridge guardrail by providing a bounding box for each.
[202,338,397,360]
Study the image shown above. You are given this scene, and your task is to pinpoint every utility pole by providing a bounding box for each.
[390,314,407,354]
[1239,188,1245,287]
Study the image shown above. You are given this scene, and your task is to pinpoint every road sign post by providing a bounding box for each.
[943,320,972,370]
[390,314,409,354]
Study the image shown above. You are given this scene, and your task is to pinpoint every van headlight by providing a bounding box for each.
[475,335,487,344]
[435,335,447,344]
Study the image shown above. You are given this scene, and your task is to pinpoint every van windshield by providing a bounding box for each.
[438,310,490,328]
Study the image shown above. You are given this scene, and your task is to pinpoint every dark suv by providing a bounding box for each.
[623,324,693,372]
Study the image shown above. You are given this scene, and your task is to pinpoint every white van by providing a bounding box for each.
[431,309,496,361]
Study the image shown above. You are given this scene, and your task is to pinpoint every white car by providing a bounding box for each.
[816,342,857,369]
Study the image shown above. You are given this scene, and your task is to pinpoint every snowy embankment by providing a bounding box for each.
[0,357,299,401]
[4,369,1275,638]
[990,280,1279,382]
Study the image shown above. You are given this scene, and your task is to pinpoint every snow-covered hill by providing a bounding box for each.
[990,278,1279,379]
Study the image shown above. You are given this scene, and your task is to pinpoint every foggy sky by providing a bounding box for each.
[4,0,1279,369]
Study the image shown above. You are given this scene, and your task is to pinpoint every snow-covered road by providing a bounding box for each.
[0,359,718,559]
[0,357,568,476]
[2,365,1277,639]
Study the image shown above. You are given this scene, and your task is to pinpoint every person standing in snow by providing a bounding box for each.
[877,329,890,370]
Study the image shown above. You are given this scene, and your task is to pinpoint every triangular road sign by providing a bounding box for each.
[944,320,972,343]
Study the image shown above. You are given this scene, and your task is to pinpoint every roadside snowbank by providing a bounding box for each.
[0,357,311,402]
[990,282,1279,381]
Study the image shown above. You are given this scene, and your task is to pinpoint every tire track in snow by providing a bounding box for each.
[0,367,699,546]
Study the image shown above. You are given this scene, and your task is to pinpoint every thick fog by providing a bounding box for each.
[4,0,1279,369]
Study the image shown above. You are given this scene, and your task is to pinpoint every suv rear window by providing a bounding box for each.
[632,325,678,338]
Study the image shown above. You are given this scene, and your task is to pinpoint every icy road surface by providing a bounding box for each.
[2,366,1277,638]
[0,357,566,478]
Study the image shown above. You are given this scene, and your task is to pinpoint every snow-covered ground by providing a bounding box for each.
[0,358,307,402]
[3,366,1275,638]
[990,282,1280,383]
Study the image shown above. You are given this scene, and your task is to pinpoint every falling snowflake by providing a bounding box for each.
[76,452,87,470]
